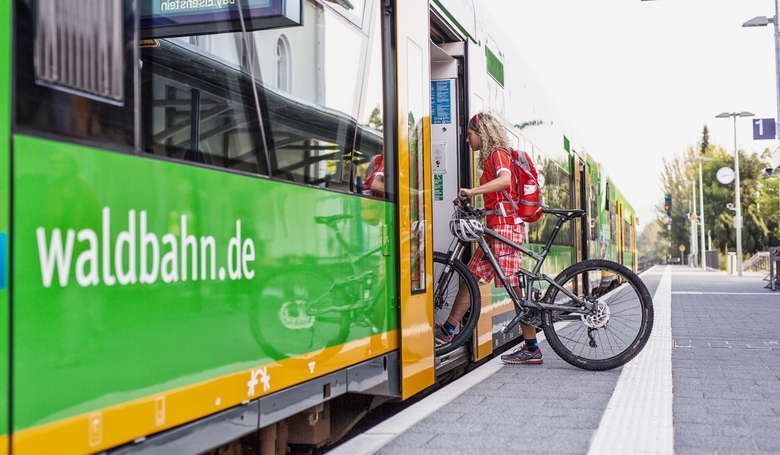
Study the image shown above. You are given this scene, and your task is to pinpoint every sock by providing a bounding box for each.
[443,321,457,335]
[524,338,538,351]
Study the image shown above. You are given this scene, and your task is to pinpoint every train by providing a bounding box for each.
[0,0,637,453]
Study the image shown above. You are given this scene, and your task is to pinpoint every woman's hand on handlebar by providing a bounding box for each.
[458,188,473,200]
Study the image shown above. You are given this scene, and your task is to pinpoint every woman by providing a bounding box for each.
[437,112,542,365]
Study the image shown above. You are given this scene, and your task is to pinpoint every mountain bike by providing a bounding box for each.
[433,198,653,371]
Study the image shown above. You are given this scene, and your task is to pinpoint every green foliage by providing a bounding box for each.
[657,126,780,258]
[637,221,666,264]
[367,106,383,132]
[699,125,709,155]
[757,149,780,245]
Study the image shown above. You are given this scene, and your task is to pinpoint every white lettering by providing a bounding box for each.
[201,236,216,280]
[101,207,116,286]
[242,238,255,279]
[37,228,75,287]
[140,211,160,284]
[35,210,256,288]
[180,215,198,282]
[115,210,137,285]
[75,229,99,287]
[161,233,179,284]
[228,220,242,280]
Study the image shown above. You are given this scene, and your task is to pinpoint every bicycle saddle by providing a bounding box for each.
[314,214,352,226]
[543,208,586,219]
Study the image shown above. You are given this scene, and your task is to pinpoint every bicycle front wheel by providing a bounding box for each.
[433,252,481,356]
[541,259,653,371]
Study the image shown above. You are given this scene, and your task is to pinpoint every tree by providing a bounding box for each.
[699,125,709,155]
[658,154,691,262]
[637,222,666,265]
[367,107,383,132]
[757,148,780,246]
[657,126,777,261]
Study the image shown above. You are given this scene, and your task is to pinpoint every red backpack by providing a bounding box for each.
[502,149,544,223]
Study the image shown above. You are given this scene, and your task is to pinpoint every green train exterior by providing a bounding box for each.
[0,1,639,453]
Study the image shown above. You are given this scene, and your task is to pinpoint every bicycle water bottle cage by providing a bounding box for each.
[450,218,484,242]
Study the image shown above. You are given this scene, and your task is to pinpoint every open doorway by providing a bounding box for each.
[429,10,472,367]
[429,11,469,254]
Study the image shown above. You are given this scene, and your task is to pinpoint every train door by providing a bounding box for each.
[430,46,460,254]
[395,0,435,399]
[428,11,477,365]
[579,157,589,262]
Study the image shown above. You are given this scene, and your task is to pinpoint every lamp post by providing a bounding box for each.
[691,179,696,265]
[743,2,780,138]
[716,111,754,277]
[686,156,712,270]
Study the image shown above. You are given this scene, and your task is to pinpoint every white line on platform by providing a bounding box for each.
[588,265,674,455]
[673,291,778,295]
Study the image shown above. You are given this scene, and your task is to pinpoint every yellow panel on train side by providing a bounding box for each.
[396,0,435,399]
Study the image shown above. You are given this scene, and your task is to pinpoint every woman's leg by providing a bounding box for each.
[446,281,472,325]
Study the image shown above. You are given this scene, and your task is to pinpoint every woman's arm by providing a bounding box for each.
[459,171,510,198]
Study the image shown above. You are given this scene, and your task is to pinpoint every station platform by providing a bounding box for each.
[329,266,780,455]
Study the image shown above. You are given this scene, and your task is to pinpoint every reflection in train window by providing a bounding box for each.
[140,0,386,197]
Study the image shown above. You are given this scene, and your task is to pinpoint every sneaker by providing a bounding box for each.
[501,346,543,365]
[434,323,455,344]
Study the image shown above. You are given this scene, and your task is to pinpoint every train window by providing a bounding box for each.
[589,174,599,242]
[354,5,385,199]
[141,38,270,175]
[407,38,427,293]
[139,0,386,195]
[623,216,632,253]
[14,0,136,149]
[256,0,381,192]
[528,155,571,247]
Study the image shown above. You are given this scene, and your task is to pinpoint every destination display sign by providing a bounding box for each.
[141,0,302,38]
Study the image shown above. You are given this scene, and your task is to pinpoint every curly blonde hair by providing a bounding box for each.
[468,112,510,169]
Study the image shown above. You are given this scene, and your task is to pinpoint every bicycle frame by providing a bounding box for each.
[446,214,595,320]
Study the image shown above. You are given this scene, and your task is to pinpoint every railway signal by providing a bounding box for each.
[664,193,672,215]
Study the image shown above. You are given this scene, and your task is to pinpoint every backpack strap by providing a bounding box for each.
[516,150,533,174]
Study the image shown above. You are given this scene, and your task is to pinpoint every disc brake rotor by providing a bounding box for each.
[580,301,610,329]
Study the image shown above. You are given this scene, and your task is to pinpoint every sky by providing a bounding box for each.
[493,0,780,228]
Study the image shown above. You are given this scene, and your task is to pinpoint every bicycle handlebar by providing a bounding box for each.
[453,196,484,218]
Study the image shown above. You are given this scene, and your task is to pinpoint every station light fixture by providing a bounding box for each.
[743,16,774,27]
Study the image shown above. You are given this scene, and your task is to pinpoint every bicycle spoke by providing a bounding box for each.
[609,306,642,317]
[606,326,629,347]
[600,329,615,354]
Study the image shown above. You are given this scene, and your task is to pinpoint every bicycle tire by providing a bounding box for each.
[541,259,653,371]
[433,252,481,356]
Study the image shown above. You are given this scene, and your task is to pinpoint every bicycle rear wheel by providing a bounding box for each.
[541,259,653,371]
[433,252,481,356]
